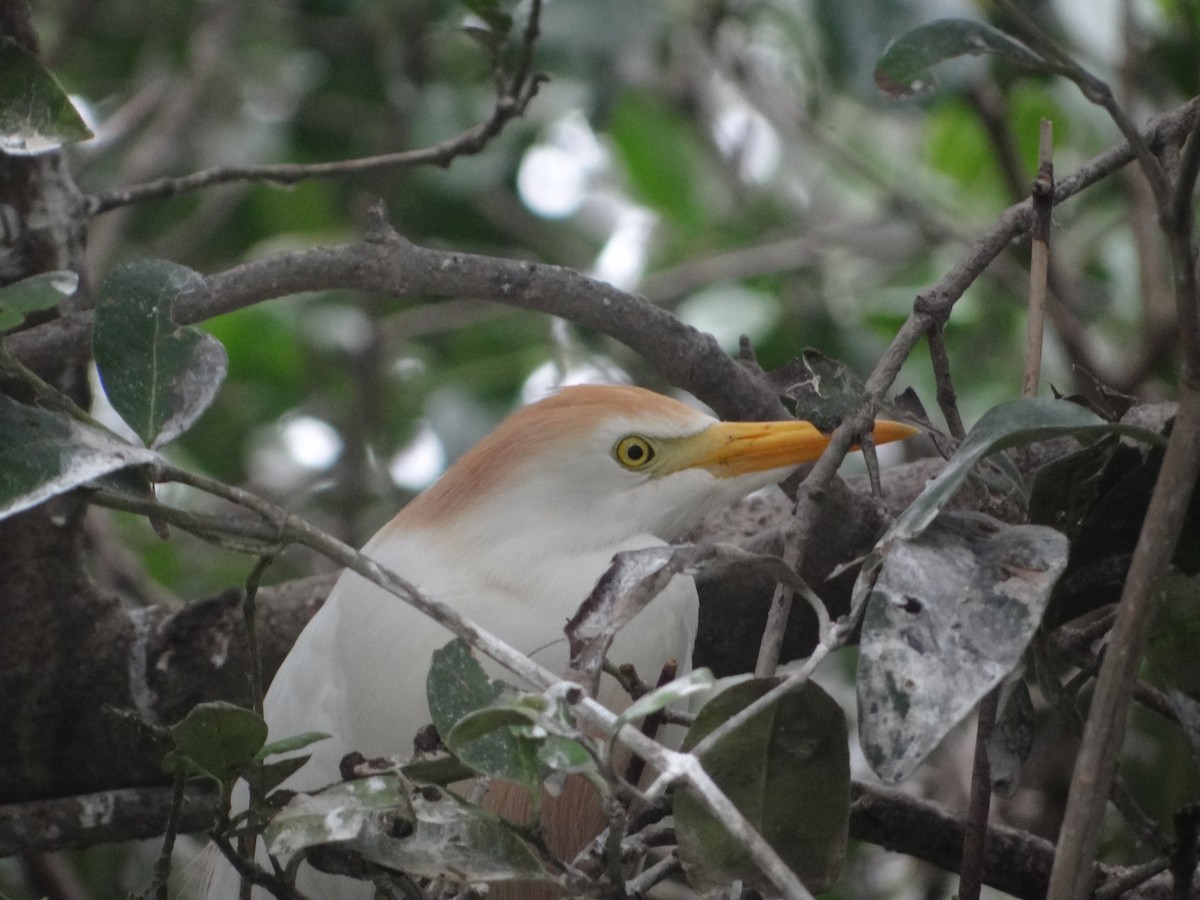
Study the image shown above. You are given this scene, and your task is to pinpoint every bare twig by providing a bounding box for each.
[1022,119,1054,398]
[958,690,998,900]
[243,554,276,717]
[146,778,186,900]
[926,325,966,439]
[993,0,1171,208]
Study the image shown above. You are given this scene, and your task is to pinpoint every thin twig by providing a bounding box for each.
[144,778,186,900]
[993,0,1171,208]
[86,2,547,217]
[958,690,999,900]
[926,325,966,439]
[1023,119,1054,398]
[243,554,276,717]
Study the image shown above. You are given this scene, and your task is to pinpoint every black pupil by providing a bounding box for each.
[627,443,645,461]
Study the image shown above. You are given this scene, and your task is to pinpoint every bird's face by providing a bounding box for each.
[392,385,915,558]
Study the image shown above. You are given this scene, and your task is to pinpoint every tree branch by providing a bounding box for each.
[85,2,547,217]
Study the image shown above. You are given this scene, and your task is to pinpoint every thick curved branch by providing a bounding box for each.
[12,97,1200,423]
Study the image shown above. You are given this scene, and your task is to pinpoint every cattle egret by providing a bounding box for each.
[208,383,916,898]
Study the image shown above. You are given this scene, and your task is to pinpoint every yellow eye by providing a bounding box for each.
[614,435,656,469]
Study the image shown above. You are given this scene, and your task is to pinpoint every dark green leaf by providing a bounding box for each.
[243,755,313,797]
[446,706,539,746]
[857,512,1067,783]
[401,755,480,786]
[1028,436,1118,538]
[0,394,158,522]
[167,701,268,785]
[618,668,714,724]
[0,271,77,331]
[256,731,330,760]
[891,398,1165,541]
[0,36,93,154]
[676,679,849,894]
[161,751,217,782]
[771,349,867,432]
[427,639,545,789]
[93,259,228,448]
[874,19,1047,98]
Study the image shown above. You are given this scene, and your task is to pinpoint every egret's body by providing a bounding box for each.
[207,384,914,899]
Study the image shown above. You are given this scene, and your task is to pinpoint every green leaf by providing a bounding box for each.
[243,754,313,797]
[166,701,268,786]
[266,773,415,858]
[770,349,868,432]
[256,731,330,760]
[857,512,1067,783]
[537,737,598,776]
[0,36,93,154]
[891,398,1165,541]
[1028,436,1119,539]
[676,679,850,894]
[93,259,228,448]
[617,668,714,725]
[401,755,480,786]
[446,706,540,747]
[610,93,706,232]
[427,639,545,789]
[874,18,1047,98]
[0,270,78,331]
[0,394,158,522]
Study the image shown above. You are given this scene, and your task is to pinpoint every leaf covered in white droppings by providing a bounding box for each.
[857,512,1067,783]
[0,395,159,522]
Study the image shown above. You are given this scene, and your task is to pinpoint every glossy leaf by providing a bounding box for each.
[858,512,1067,783]
[676,679,849,894]
[0,395,158,522]
[874,19,1046,98]
[427,639,545,790]
[0,36,93,154]
[93,259,228,448]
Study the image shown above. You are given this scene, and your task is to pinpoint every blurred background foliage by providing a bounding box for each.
[9,0,1200,896]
